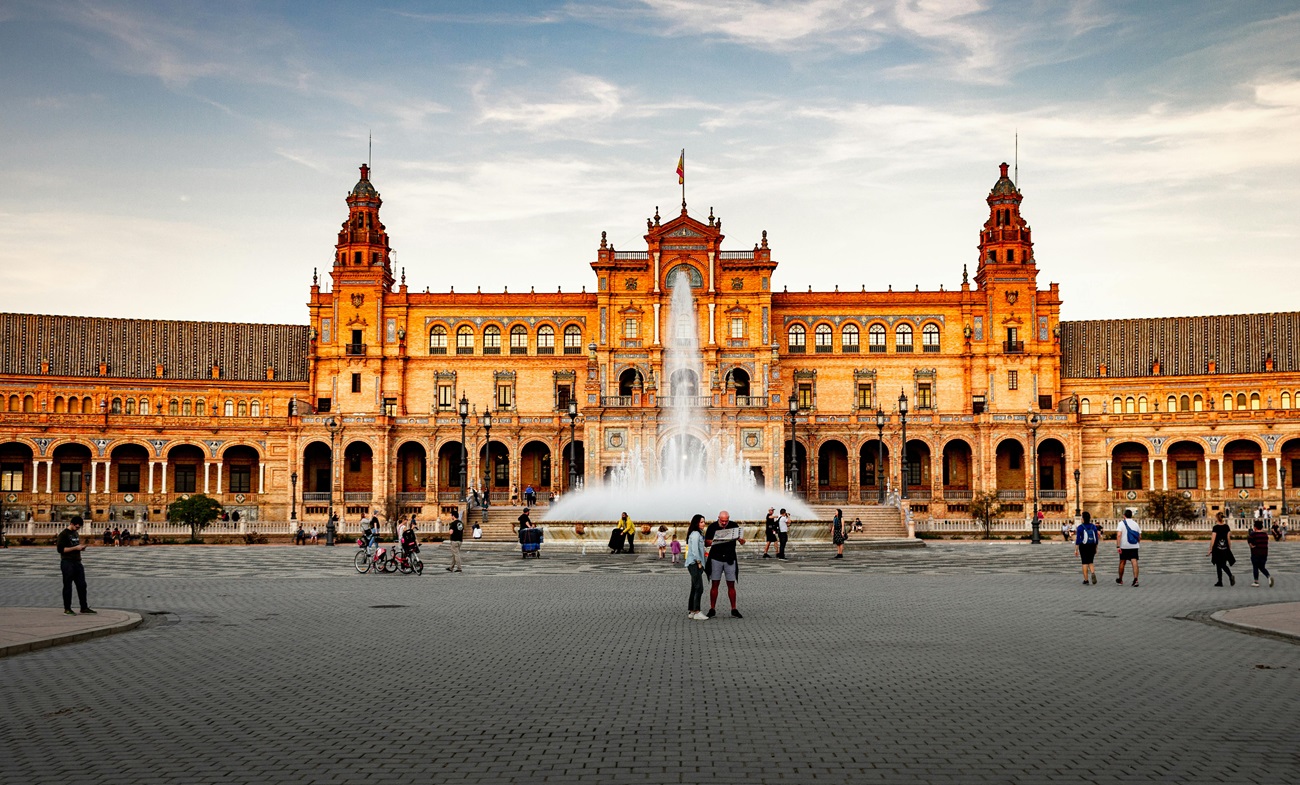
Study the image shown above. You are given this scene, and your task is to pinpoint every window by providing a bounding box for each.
[224,400,234,417]
[1008,370,1019,390]
[1125,396,1135,414]
[557,383,572,411]
[237,401,247,417]
[196,399,206,416]
[1237,392,1248,409]
[351,374,362,394]
[59,463,82,493]
[564,325,582,354]
[510,325,528,354]
[483,325,502,354]
[1039,395,1053,410]
[117,464,140,493]
[1283,391,1292,409]
[1167,395,1177,412]
[537,325,555,354]
[124,398,135,415]
[796,383,813,410]
[497,383,514,410]
[1120,463,1143,491]
[667,263,703,288]
[787,324,806,352]
[1176,461,1198,490]
[139,399,149,415]
[1137,396,1148,414]
[0,464,22,492]
[895,324,914,352]
[730,317,745,340]
[916,383,932,410]
[316,397,331,413]
[1006,249,1016,262]
[856,383,873,410]
[1179,395,1190,411]
[230,465,251,494]
[814,324,832,353]
[111,397,122,414]
[250,400,260,417]
[842,324,859,353]
[1223,393,1233,411]
[624,318,639,340]
[183,399,192,416]
[868,324,886,353]
[429,326,448,354]
[174,465,196,493]
[456,326,474,354]
[1079,398,1090,415]
[922,323,940,352]
[972,395,986,414]
[1233,459,1255,488]
[438,384,453,410]
[1250,392,1261,410]
[1193,395,1203,411]
[905,457,922,486]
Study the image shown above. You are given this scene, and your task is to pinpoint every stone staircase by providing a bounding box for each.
[807,504,909,539]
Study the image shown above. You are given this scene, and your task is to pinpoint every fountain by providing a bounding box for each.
[545,271,815,524]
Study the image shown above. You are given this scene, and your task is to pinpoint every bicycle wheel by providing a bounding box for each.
[397,555,413,575]
[382,554,398,573]
[353,550,371,573]
[412,553,423,575]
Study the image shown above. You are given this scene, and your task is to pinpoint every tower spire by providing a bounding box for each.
[973,161,1034,289]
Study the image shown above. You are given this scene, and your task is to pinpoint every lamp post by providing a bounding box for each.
[1073,467,1081,519]
[457,394,469,503]
[325,417,338,526]
[788,395,799,495]
[875,407,886,503]
[482,409,493,512]
[290,470,298,521]
[898,390,909,501]
[1029,412,1041,544]
[567,397,579,493]
[1281,466,1288,516]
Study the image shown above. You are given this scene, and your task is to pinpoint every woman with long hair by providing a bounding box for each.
[685,514,708,620]
[831,508,845,559]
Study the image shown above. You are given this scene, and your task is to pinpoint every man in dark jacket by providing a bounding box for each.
[56,516,95,615]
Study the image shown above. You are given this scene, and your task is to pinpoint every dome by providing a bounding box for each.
[990,162,1019,196]
[350,164,378,198]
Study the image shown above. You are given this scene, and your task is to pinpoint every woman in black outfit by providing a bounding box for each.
[1208,512,1235,586]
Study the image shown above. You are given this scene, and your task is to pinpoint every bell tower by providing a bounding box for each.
[331,163,395,290]
[974,162,1035,289]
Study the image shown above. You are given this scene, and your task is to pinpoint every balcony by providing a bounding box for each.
[895,344,914,353]
[1004,340,1025,353]
[787,344,806,354]
[662,395,714,407]
[483,346,501,355]
[510,346,527,355]
[1040,490,1068,500]
[345,343,366,355]
[563,346,582,354]
[343,492,372,503]
[735,395,767,407]
[869,344,886,353]
[395,491,426,503]
[302,492,331,502]
[997,489,1026,501]
[601,396,634,407]
[943,489,973,501]
[923,344,940,353]
[537,346,555,355]
[815,344,832,353]
[842,344,859,353]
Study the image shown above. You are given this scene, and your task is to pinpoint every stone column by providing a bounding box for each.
[652,303,661,345]
[1205,457,1212,491]
[1106,461,1112,492]
[32,459,40,497]
[258,463,265,495]
[708,303,716,346]
[147,462,155,494]
[216,461,223,495]
[1161,458,1168,491]
[46,460,53,494]
[104,459,111,494]
[160,462,168,495]
[1262,456,1269,490]
[1217,457,1225,491]
[203,462,210,494]
[89,462,97,495]
[1147,458,1155,491]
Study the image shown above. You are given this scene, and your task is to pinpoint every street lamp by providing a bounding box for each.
[325,417,338,542]
[482,409,493,512]
[1281,466,1288,516]
[898,390,909,501]
[875,407,886,503]
[457,394,469,503]
[567,397,579,493]
[788,394,799,495]
[1073,467,1081,519]
[1029,412,1041,544]
[290,470,298,521]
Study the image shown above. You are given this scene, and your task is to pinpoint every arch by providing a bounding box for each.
[1281,438,1300,498]
[666,263,703,289]
[237,401,247,417]
[1223,393,1234,411]
[1111,396,1122,413]
[301,440,333,498]
[110,397,122,414]
[343,441,374,496]
[537,324,556,352]
[51,395,65,413]
[520,440,552,495]
[1167,439,1206,491]
[618,367,644,396]
[724,367,751,397]
[1137,396,1148,414]
[1035,437,1067,492]
[1236,392,1247,410]
[867,323,887,352]
[5,394,16,412]
[250,400,261,417]
[483,324,502,353]
[670,368,699,397]
[921,322,941,352]
[859,440,891,497]
[223,400,234,417]
[221,445,260,496]
[563,324,582,353]
[1283,391,1292,410]
[52,443,93,496]
[124,397,136,415]
[164,443,204,495]
[561,439,585,492]
[1110,441,1150,493]
[941,438,973,492]
[23,395,35,413]
[895,323,914,350]
[841,323,860,351]
[428,324,448,354]
[395,441,427,494]
[0,441,35,496]
[1166,395,1177,412]
[139,397,150,415]
[436,440,465,496]
[787,323,806,351]
[1224,439,1262,490]
[456,325,475,353]
[1179,394,1190,412]
[783,439,808,495]
[68,396,83,414]
[995,438,1026,493]
[1079,398,1090,415]
[509,324,528,353]
[903,438,931,493]
[1124,396,1135,414]
[813,323,833,352]
[478,441,510,491]
[816,439,849,494]
[1250,392,1261,410]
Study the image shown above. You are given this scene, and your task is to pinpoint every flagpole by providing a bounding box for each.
[680,149,686,211]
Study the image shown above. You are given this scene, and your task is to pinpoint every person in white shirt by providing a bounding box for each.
[776,508,791,560]
[1116,509,1141,587]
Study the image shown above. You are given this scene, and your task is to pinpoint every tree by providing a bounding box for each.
[167,494,223,543]
[1145,490,1197,533]
[969,491,1003,540]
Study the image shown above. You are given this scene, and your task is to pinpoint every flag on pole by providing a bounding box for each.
[676,149,685,185]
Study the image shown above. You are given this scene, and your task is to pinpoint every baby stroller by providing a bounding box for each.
[519,525,543,558]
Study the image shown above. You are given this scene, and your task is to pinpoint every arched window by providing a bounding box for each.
[224,400,234,417]
[124,398,135,415]
[183,399,192,416]
[169,399,179,415]
[510,325,527,354]
[1112,397,1122,413]
[895,324,914,351]
[1250,392,1261,410]
[67,397,81,414]
[196,399,206,416]
[1166,395,1177,412]
[1179,395,1190,412]
[111,397,122,414]
[53,396,66,413]
[841,324,859,352]
[1236,393,1247,409]
[23,395,34,412]
[922,323,941,352]
[868,323,887,352]
[1193,394,1203,411]
[429,325,448,355]
[1079,398,1090,415]
[814,324,833,353]
[483,325,502,354]
[1223,394,1234,411]
[82,396,92,412]
[1137,396,1148,413]
[250,400,261,417]
[456,326,474,354]
[139,398,149,415]
[237,401,247,417]
[5,394,15,411]
[537,325,555,353]
[564,325,582,353]
[1125,396,1135,414]
[666,264,703,289]
[1283,391,1292,410]
[787,324,806,352]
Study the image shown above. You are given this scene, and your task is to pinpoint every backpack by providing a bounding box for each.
[1121,521,1140,546]
[1080,525,1097,545]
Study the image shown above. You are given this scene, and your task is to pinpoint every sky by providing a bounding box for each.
[1,0,1298,325]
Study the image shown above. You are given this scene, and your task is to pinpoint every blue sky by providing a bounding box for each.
[2,0,1298,323]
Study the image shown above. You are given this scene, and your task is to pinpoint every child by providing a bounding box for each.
[656,525,669,559]
[669,533,682,565]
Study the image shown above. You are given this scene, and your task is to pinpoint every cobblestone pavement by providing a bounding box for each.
[2,542,1299,784]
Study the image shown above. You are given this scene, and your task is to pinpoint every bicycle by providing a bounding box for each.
[353,538,396,574]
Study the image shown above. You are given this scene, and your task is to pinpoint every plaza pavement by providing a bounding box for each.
[1,541,1298,784]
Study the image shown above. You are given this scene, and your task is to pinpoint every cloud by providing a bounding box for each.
[475,74,627,131]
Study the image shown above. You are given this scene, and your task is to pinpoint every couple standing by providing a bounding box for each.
[684,511,745,620]
[762,507,790,559]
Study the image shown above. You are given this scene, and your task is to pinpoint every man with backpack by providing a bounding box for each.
[1073,511,1100,585]
[1116,509,1141,587]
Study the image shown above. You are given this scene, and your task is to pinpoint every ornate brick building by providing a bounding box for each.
[2,162,1296,526]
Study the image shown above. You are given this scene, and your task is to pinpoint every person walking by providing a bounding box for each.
[57,516,95,615]
[831,508,845,559]
[1209,512,1236,587]
[669,533,682,565]
[525,485,536,507]
[776,508,790,560]
[704,510,746,618]
[1074,511,1100,585]
[1116,510,1140,587]
[685,515,708,620]
[620,512,636,554]
[762,507,777,558]
[655,525,669,559]
[445,514,464,572]
[1247,519,1274,587]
